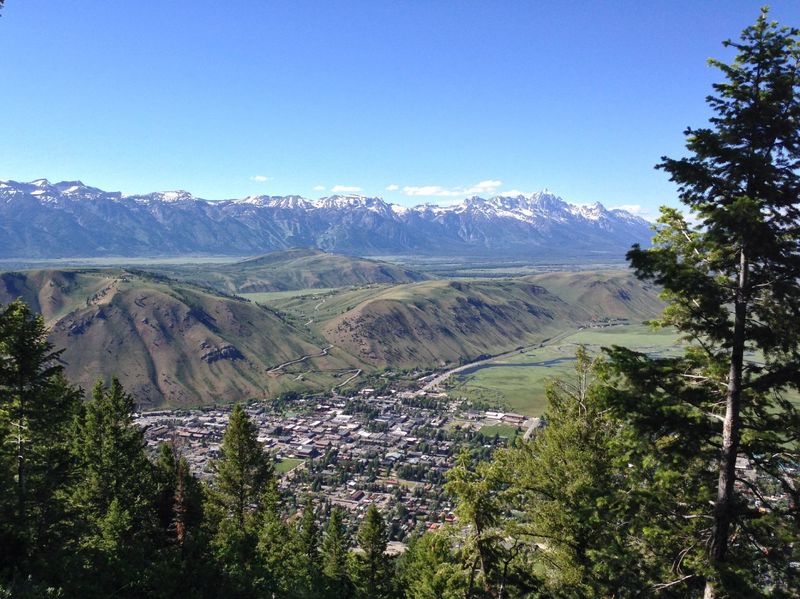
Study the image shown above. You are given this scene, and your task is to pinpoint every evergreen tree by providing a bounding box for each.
[155,440,204,548]
[152,440,213,597]
[351,503,393,599]
[294,497,323,597]
[254,478,295,597]
[212,403,273,526]
[445,449,537,598]
[396,531,470,599]
[209,403,274,597]
[321,506,354,598]
[612,8,800,596]
[494,348,708,596]
[68,377,159,597]
[0,299,81,592]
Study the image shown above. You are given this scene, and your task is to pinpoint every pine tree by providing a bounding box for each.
[212,403,273,526]
[254,478,295,597]
[321,506,354,598]
[493,348,705,596]
[68,377,158,596]
[208,403,274,597]
[155,440,203,548]
[351,503,393,599]
[396,531,470,599]
[0,299,80,590]
[445,449,533,598]
[294,497,323,597]
[613,8,800,596]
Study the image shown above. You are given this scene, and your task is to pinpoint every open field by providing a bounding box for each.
[275,458,304,473]
[477,423,522,441]
[449,324,681,417]
[242,287,339,302]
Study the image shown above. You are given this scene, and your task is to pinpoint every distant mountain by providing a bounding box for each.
[0,179,652,260]
[154,248,431,293]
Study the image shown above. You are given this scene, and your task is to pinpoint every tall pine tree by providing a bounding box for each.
[321,506,354,598]
[0,300,80,592]
[612,8,800,596]
[209,403,274,597]
[351,503,393,599]
[68,377,159,597]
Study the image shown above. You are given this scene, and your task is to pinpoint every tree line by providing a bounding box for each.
[2,8,800,598]
[0,297,407,597]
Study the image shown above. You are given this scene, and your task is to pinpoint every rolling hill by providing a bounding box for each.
[0,266,664,407]
[0,269,359,407]
[524,270,664,320]
[319,273,663,368]
[153,248,430,293]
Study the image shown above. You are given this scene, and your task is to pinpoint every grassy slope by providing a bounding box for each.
[524,270,663,320]
[0,269,360,408]
[317,273,663,369]
[0,267,667,410]
[150,248,430,293]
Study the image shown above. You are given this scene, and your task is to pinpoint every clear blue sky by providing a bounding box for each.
[1,1,799,217]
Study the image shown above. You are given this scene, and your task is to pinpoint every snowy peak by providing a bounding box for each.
[132,190,197,203]
[236,195,313,209]
[314,195,389,211]
[0,179,652,259]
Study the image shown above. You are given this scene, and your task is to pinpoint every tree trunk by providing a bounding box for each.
[16,382,26,533]
[705,251,748,598]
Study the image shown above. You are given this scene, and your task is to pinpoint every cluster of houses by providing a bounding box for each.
[135,386,538,538]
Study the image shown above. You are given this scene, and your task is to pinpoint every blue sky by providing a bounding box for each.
[1,1,799,217]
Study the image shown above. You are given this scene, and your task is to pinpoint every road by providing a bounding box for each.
[331,369,362,394]
[267,344,333,373]
[421,328,577,392]
[304,297,326,326]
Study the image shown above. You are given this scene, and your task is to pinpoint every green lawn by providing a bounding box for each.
[450,324,682,417]
[478,423,522,441]
[275,458,304,474]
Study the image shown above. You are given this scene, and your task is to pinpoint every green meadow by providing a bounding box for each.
[450,324,681,417]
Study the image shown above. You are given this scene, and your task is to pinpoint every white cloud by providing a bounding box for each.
[402,185,461,197]
[402,179,503,198]
[385,184,400,192]
[466,179,503,194]
[331,184,362,193]
[313,185,326,191]
[251,175,269,182]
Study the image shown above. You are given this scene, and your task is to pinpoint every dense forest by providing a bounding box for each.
[2,9,800,599]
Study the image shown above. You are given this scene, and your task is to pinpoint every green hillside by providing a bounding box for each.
[319,273,663,368]
[524,270,664,320]
[0,268,665,407]
[153,248,430,293]
[0,269,361,407]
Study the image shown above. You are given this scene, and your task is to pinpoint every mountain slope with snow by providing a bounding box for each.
[0,180,652,259]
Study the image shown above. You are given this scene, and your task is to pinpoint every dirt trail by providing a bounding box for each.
[331,369,362,394]
[267,344,333,373]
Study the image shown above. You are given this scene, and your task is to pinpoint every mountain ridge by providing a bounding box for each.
[0,179,652,259]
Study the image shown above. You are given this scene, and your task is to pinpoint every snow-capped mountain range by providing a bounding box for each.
[0,179,652,259]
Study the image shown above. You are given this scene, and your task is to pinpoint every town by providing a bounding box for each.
[135,383,541,546]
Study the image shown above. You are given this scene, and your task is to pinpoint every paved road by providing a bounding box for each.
[421,328,577,392]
